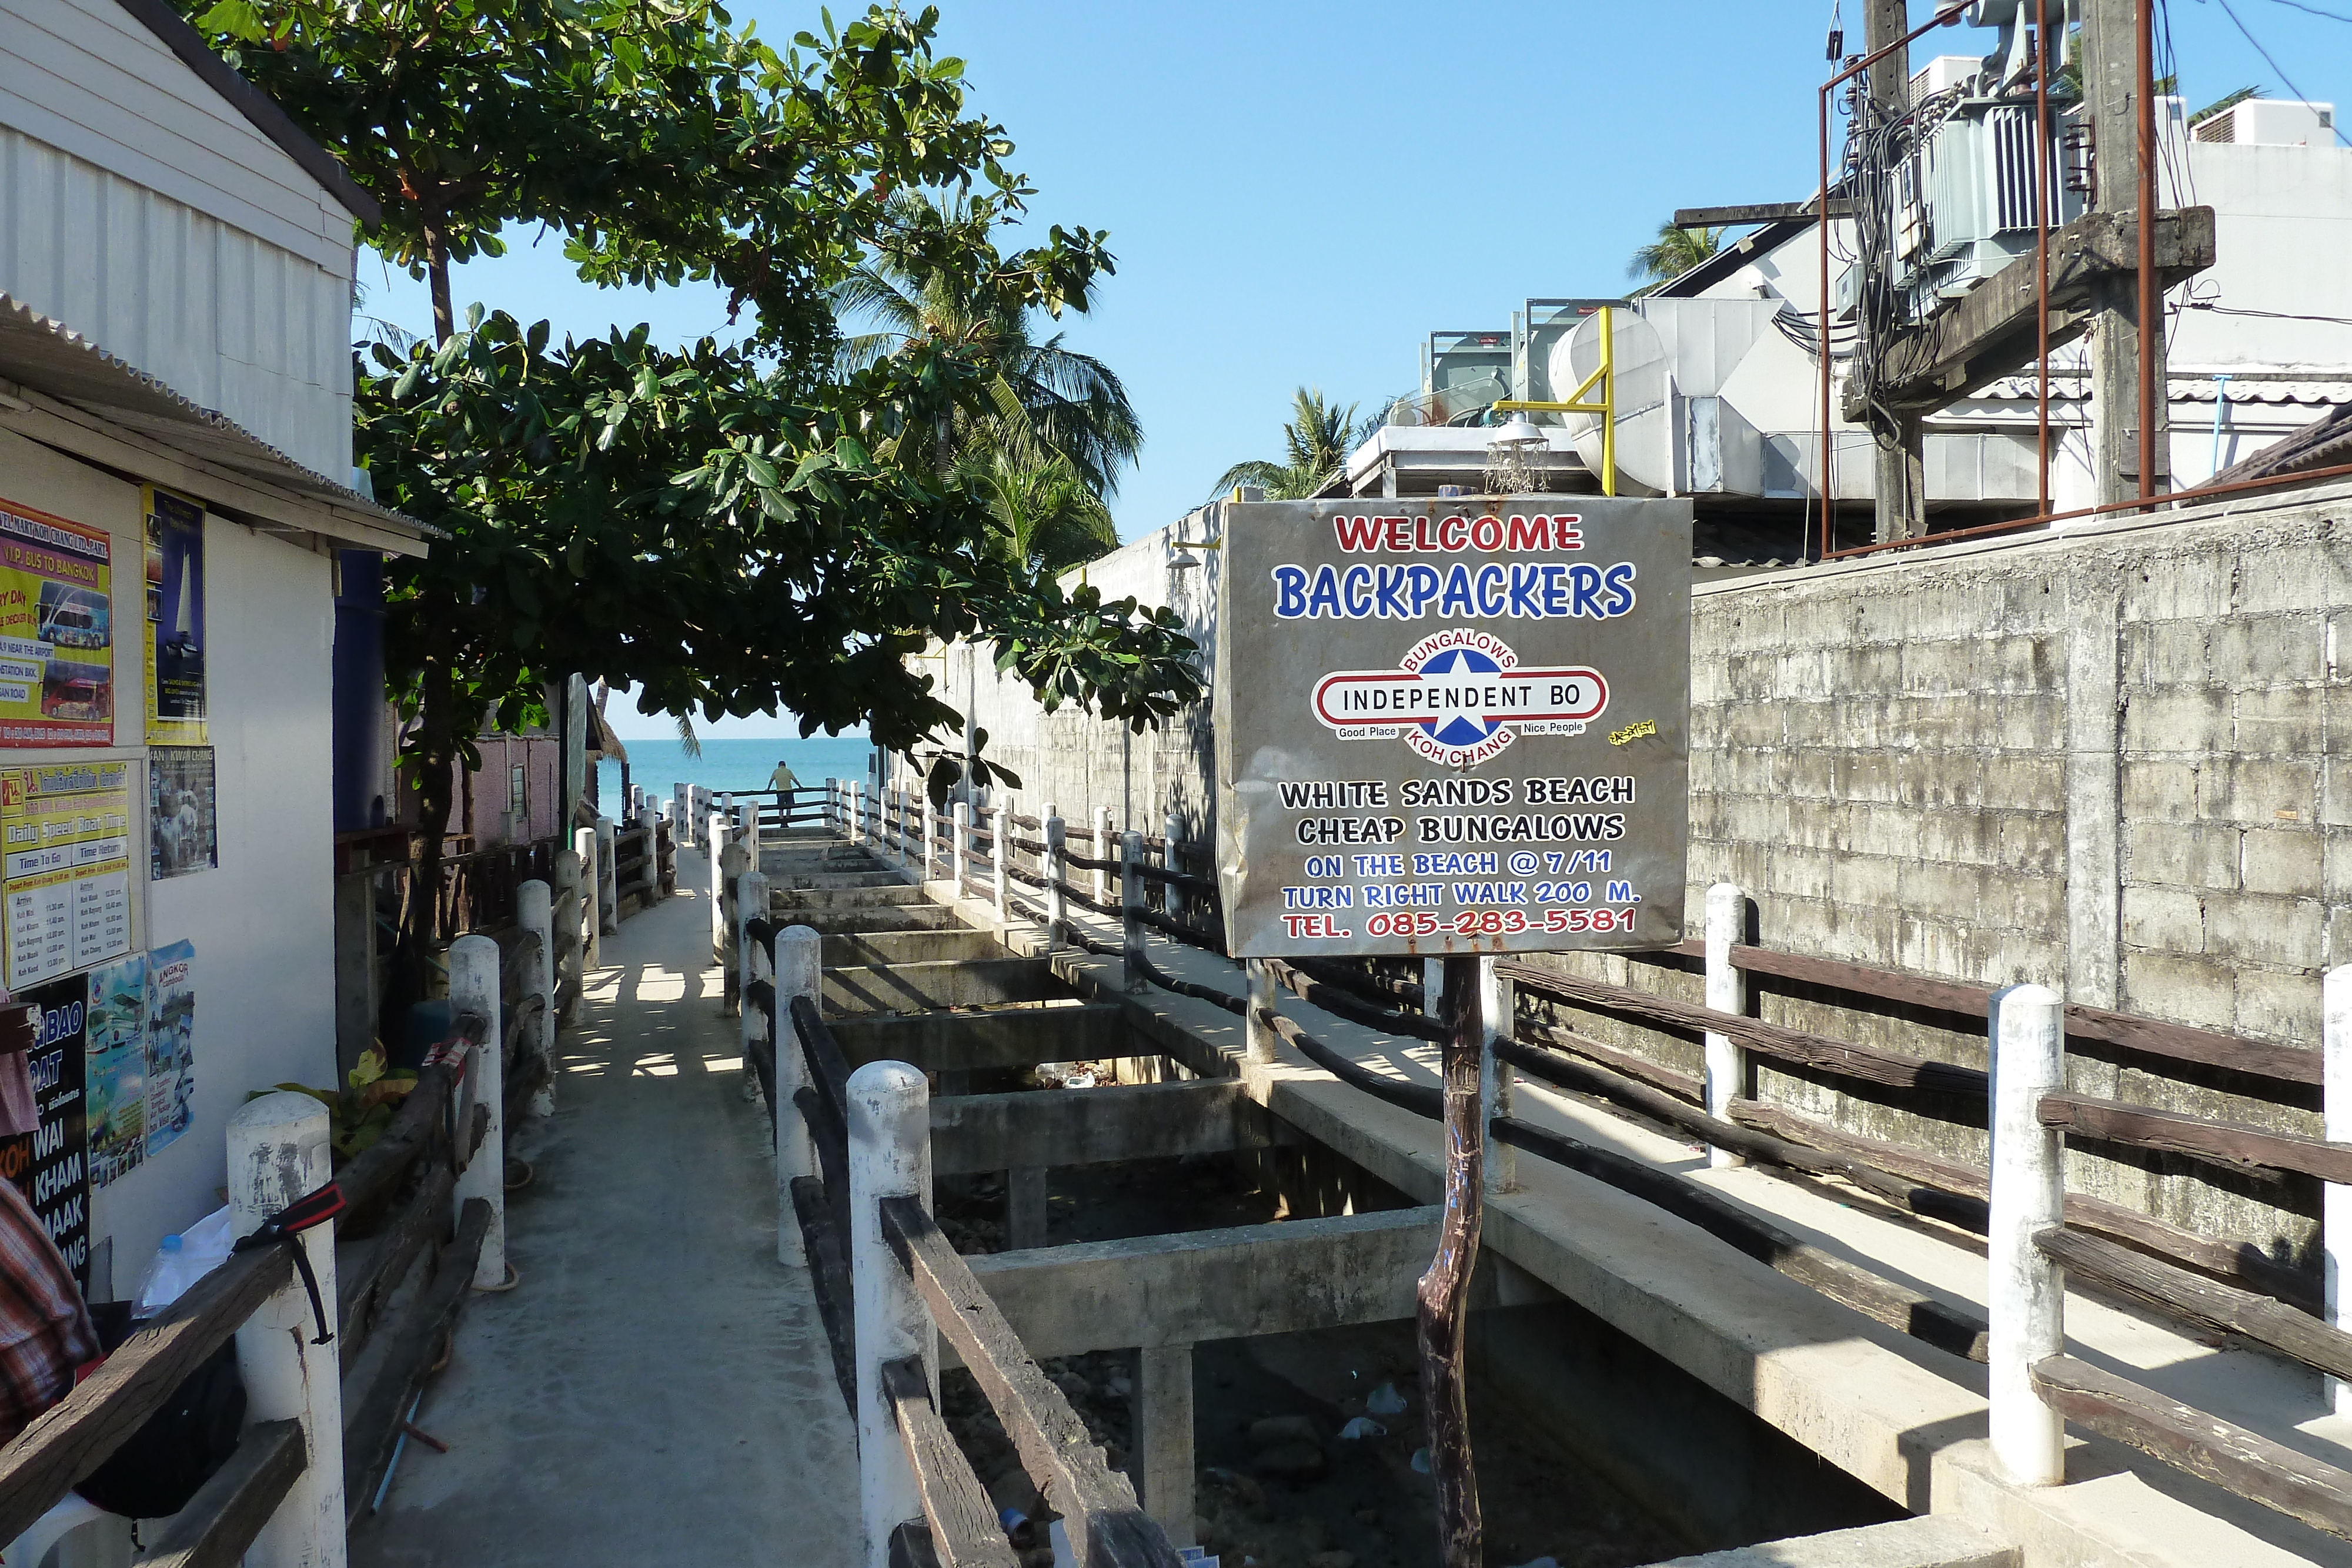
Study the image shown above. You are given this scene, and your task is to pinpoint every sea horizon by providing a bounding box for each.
[596,733,881,809]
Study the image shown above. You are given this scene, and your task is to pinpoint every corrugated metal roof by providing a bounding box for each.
[1973,374,2352,405]
[0,291,431,539]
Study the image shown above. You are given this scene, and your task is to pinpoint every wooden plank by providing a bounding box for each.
[881,1358,1020,1568]
[342,1198,493,1526]
[1733,1097,2324,1312]
[892,1520,946,1568]
[2037,1228,2352,1382]
[1849,206,2216,416]
[1498,962,1987,1098]
[1261,1008,1442,1119]
[338,1161,457,1375]
[139,1418,304,1568]
[1265,958,1444,1044]
[1707,942,2318,1087]
[1672,200,1853,226]
[2038,1092,2352,1185]
[881,1197,1182,1568]
[1516,1017,1703,1103]
[334,1063,457,1222]
[787,1176,857,1412]
[0,1246,290,1542]
[2031,1353,2352,1540]
[1491,1118,1989,1363]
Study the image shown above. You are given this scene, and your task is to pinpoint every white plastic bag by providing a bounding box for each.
[133,1203,234,1317]
[1365,1381,1408,1416]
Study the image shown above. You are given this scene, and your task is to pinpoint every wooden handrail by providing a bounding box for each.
[2036,1227,2352,1382]
[0,1245,292,1541]
[1499,962,1988,1098]
[880,1197,1181,1568]
[2039,1092,2352,1185]
[881,1358,1020,1568]
[2031,1354,2352,1540]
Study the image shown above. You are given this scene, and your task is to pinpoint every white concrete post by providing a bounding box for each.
[1479,957,1516,1193]
[1164,810,1187,922]
[1122,830,1147,994]
[517,880,554,1118]
[739,865,770,1099]
[573,826,602,967]
[1703,882,1750,1169]
[719,838,751,1018]
[1094,805,1114,905]
[1424,958,1444,1018]
[993,808,1010,920]
[849,1061,934,1568]
[1044,808,1067,942]
[1246,959,1279,1064]
[853,782,867,846]
[675,785,689,846]
[709,810,736,965]
[1138,1343,1197,1547]
[2327,966,2352,1414]
[229,1092,347,1568]
[776,925,823,1267]
[552,850,585,1020]
[448,934,508,1288]
[952,802,972,897]
[594,816,619,935]
[1988,982,2067,1486]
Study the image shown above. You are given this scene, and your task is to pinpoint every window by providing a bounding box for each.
[509,763,527,817]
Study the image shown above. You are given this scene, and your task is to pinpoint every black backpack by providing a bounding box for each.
[74,1303,247,1518]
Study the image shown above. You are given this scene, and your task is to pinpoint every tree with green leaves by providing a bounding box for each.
[957,444,1118,574]
[832,192,1142,500]
[1212,387,1372,502]
[191,1,1198,969]
[1626,221,1722,293]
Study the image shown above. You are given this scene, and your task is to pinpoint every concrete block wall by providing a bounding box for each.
[910,481,2352,1259]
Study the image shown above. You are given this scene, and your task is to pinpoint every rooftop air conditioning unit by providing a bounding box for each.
[2192,99,2336,146]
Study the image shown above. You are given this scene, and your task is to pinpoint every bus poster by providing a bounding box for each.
[0,495,113,747]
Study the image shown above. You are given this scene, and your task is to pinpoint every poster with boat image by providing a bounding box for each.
[142,487,205,744]
[85,952,145,1187]
[0,494,113,746]
[142,941,193,1158]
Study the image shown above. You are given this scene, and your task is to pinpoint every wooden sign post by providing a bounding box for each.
[1421,952,1485,1566]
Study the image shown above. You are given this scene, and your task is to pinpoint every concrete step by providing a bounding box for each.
[1641,1517,2014,1568]
[767,904,963,935]
[821,928,1007,968]
[823,957,1066,1014]
[771,884,930,908]
[774,870,909,891]
[828,1002,1130,1073]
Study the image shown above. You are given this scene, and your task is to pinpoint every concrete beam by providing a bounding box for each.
[771,884,933,910]
[1645,1515,2015,1567]
[830,1004,1131,1073]
[824,929,1006,968]
[776,905,964,936]
[960,1206,1553,1359]
[1843,207,2214,419]
[823,958,1065,1014]
[930,1079,1302,1176]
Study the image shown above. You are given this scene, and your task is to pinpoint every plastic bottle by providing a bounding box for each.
[132,1235,189,1320]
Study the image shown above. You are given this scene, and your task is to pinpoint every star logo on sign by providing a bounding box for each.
[1416,648,1500,748]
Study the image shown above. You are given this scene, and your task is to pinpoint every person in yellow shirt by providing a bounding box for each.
[767,759,800,793]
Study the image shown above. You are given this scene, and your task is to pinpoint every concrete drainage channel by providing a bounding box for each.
[751,849,2005,1568]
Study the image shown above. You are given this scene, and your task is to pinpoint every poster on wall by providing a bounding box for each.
[142,487,205,744]
[0,496,113,747]
[149,747,217,879]
[0,977,91,1289]
[1,763,133,989]
[143,941,192,1159]
[85,952,146,1185]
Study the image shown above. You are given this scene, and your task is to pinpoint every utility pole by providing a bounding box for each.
[2082,0,2170,502]
[1866,0,1927,543]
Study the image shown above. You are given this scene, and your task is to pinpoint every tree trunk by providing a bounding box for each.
[424,222,455,346]
[1416,952,1485,1568]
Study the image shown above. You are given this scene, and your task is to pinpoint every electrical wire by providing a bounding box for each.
[2203,0,2352,143]
[2188,303,2352,325]
[2255,0,2352,24]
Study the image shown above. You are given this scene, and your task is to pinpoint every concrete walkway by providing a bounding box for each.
[351,850,857,1568]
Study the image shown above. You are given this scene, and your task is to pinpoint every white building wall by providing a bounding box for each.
[0,0,358,480]
[0,425,337,1294]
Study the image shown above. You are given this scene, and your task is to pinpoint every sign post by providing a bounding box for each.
[1215,494,1692,1568]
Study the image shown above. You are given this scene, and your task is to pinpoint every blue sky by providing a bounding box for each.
[368,0,2352,737]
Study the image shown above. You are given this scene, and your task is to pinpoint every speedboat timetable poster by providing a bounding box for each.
[0,497,112,746]
[1215,496,1692,958]
[1,764,133,988]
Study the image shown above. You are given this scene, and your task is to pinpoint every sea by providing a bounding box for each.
[596,733,881,807]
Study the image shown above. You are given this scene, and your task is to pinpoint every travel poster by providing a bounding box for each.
[0,495,113,747]
[85,952,146,1185]
[1,763,134,989]
[0,975,91,1289]
[142,487,205,744]
[149,747,218,879]
[143,941,193,1159]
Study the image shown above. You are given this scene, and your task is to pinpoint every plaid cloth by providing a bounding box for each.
[0,1174,95,1445]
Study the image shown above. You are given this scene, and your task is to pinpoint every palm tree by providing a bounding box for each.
[832,193,1142,497]
[959,443,1118,574]
[1626,221,1723,293]
[1213,387,1374,501]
